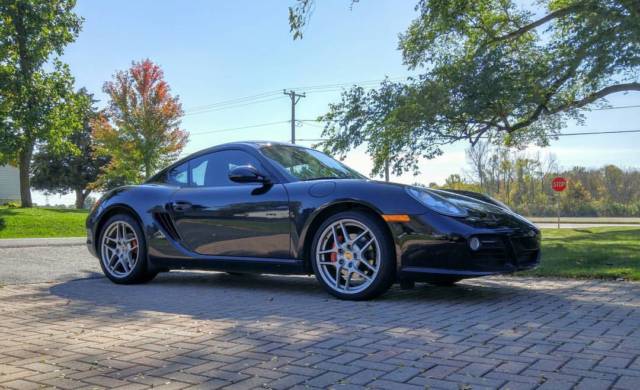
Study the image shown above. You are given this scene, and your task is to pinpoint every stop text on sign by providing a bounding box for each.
[552,177,568,192]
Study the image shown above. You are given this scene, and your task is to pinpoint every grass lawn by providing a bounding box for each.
[519,227,640,281]
[0,206,88,238]
[1,207,638,281]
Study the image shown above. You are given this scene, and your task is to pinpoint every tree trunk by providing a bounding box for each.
[144,161,152,180]
[18,145,33,208]
[74,189,87,209]
[13,5,34,208]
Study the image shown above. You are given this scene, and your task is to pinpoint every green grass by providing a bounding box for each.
[1,207,638,281]
[527,217,640,224]
[0,206,88,238]
[519,227,640,281]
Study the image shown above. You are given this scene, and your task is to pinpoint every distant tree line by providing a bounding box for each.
[435,142,640,217]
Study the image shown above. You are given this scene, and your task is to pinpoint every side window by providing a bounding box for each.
[190,150,265,187]
[167,162,189,186]
[190,158,208,187]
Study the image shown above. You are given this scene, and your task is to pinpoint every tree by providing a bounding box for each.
[0,0,82,207]
[465,141,491,188]
[92,59,188,188]
[441,174,482,192]
[289,0,640,176]
[456,144,640,217]
[602,164,625,202]
[31,89,109,209]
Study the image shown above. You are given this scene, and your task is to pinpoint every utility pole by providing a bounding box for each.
[384,159,390,182]
[283,90,306,144]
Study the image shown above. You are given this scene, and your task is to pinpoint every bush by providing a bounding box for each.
[511,200,640,217]
[596,202,640,217]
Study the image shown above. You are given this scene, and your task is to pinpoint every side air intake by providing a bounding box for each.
[153,212,181,241]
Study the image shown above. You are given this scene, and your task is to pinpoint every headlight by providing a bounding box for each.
[406,187,468,217]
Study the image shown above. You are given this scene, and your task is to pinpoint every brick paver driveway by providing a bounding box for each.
[1,273,639,390]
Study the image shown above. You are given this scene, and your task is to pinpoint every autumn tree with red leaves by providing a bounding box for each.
[92,59,188,188]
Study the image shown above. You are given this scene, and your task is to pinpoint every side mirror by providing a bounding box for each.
[228,165,270,184]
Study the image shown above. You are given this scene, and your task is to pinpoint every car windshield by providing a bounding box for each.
[260,144,366,181]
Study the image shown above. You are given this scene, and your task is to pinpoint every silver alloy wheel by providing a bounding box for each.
[101,221,139,278]
[315,218,381,294]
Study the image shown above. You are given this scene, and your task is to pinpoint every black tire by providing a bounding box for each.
[426,276,462,287]
[98,214,157,284]
[310,211,395,300]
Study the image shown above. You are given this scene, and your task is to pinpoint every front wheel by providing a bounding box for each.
[311,211,395,300]
[98,214,157,284]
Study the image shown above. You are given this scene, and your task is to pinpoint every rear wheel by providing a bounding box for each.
[99,214,157,284]
[311,211,395,300]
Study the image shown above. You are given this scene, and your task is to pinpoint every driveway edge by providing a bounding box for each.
[0,237,86,249]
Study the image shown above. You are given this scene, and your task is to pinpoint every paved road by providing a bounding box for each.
[536,223,640,229]
[0,237,86,248]
[1,242,640,389]
[0,238,100,284]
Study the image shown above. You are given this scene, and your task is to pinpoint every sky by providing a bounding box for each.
[35,0,640,205]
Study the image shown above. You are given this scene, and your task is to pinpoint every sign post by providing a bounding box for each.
[551,177,568,228]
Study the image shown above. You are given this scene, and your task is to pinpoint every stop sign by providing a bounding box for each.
[552,177,567,192]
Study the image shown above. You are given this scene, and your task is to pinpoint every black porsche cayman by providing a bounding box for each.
[86,141,540,300]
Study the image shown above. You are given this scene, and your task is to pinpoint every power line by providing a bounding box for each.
[182,77,407,115]
[293,102,640,119]
[189,120,290,136]
[553,129,640,136]
[590,104,640,111]
[184,96,287,117]
[183,87,348,116]
[292,77,406,92]
[189,120,640,139]
[299,121,324,128]
[185,91,282,112]
[295,129,640,143]
[182,76,639,117]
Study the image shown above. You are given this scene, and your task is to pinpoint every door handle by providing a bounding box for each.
[172,201,192,212]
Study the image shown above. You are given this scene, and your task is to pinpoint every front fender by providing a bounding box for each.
[285,180,426,265]
[86,184,178,257]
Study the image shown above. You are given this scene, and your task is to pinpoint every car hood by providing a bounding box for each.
[308,179,536,230]
[428,188,536,230]
[340,180,514,219]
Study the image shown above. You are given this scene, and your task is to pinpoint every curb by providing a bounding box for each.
[0,237,86,249]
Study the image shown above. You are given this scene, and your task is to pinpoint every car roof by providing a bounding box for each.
[182,141,313,160]
[146,141,309,183]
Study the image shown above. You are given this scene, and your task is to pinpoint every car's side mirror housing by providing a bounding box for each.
[228,165,270,184]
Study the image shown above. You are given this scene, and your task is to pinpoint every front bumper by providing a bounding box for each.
[86,227,97,257]
[392,213,541,280]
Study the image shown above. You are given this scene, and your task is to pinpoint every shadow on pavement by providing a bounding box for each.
[0,272,632,389]
[45,271,636,325]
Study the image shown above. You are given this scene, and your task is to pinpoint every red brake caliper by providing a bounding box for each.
[329,235,343,263]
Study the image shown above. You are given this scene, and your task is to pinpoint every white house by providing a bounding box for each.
[0,165,20,203]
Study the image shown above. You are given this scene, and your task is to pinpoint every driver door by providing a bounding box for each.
[169,149,290,258]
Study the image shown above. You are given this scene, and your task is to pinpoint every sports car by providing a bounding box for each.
[86,141,540,300]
